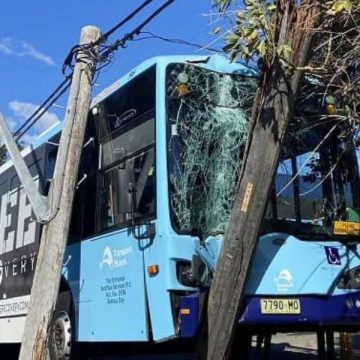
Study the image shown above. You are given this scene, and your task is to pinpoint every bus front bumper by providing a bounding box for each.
[239,292,360,330]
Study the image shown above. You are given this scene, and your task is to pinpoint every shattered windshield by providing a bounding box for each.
[266,117,360,238]
[166,63,256,236]
[166,62,360,240]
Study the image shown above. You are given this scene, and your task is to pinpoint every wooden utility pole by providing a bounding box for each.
[19,25,101,360]
[206,2,321,359]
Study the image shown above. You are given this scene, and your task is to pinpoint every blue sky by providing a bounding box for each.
[0,0,229,144]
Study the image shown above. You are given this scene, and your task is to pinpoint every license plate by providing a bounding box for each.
[260,298,301,314]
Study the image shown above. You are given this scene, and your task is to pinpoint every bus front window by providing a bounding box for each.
[267,119,360,238]
[166,62,360,240]
[166,63,256,236]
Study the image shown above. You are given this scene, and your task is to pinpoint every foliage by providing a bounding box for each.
[327,0,352,15]
[222,0,279,62]
[309,0,360,120]
[214,0,360,120]
[211,0,360,227]
[217,1,354,60]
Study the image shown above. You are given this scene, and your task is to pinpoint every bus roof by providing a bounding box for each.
[91,54,256,107]
[1,54,256,175]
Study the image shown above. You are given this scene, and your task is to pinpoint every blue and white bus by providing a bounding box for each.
[1,54,360,359]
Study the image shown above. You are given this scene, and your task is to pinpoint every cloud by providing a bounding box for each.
[0,42,12,55]
[8,101,61,143]
[20,42,55,66]
[0,37,55,66]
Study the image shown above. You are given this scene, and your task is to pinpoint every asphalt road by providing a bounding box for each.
[3,332,360,359]
[3,343,193,360]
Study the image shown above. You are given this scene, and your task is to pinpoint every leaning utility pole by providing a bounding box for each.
[19,25,101,360]
[206,2,321,359]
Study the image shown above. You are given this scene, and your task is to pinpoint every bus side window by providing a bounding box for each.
[132,148,155,218]
[101,147,155,230]
[93,65,156,233]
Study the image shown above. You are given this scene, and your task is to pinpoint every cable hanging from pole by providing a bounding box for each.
[100,0,155,41]
[15,81,71,142]
[13,76,72,141]
[14,0,176,139]
[135,31,223,53]
[99,0,176,60]
[62,0,157,76]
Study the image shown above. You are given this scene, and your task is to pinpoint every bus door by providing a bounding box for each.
[75,66,157,342]
[77,120,155,341]
[78,228,149,342]
[77,140,156,341]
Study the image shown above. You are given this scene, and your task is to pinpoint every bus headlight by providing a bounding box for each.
[176,256,210,288]
[177,261,196,287]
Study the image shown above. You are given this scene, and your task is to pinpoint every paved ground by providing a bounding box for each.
[250,332,360,359]
[249,333,318,360]
[4,332,360,359]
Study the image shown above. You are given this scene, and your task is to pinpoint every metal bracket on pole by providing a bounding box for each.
[0,112,49,222]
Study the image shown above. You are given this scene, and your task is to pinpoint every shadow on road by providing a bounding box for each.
[249,342,318,360]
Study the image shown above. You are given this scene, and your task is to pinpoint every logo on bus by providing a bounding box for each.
[274,269,294,292]
[99,246,133,270]
[115,109,137,128]
[100,247,114,269]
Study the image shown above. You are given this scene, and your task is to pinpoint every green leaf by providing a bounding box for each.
[257,41,266,57]
[327,0,352,15]
[225,33,239,45]
[277,44,293,61]
[236,11,246,20]
[282,44,293,54]
[246,29,258,41]
[267,4,277,11]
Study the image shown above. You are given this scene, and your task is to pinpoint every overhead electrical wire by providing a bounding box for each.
[100,0,155,41]
[14,77,72,141]
[135,31,223,53]
[99,0,176,60]
[14,0,176,139]
[62,0,177,76]
[62,0,156,76]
